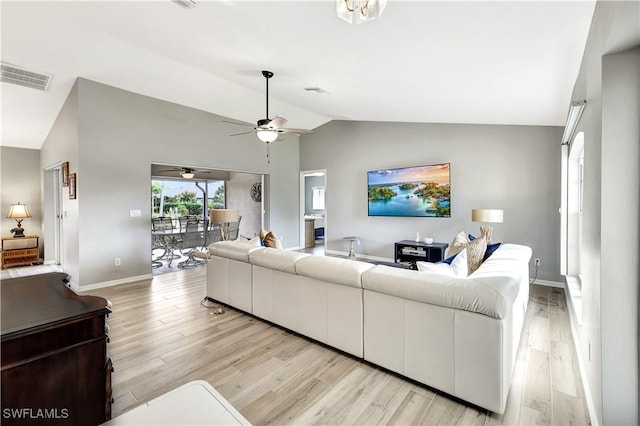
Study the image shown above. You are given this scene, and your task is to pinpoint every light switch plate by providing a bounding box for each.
[130,209,142,217]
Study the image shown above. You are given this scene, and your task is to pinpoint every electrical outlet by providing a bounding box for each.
[115,258,121,266]
[534,258,541,267]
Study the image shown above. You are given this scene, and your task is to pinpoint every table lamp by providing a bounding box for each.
[210,209,239,241]
[7,202,32,237]
[471,208,503,242]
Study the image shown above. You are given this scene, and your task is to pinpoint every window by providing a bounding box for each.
[312,187,325,210]
[565,131,584,279]
[151,179,225,218]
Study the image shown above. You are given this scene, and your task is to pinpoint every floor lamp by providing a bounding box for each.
[210,209,239,241]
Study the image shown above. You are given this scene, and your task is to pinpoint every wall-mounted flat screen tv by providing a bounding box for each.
[368,163,451,217]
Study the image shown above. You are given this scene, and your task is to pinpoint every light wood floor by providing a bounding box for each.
[92,268,590,425]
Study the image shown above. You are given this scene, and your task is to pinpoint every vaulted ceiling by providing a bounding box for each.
[1,1,596,149]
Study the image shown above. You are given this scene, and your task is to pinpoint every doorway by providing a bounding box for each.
[43,166,63,265]
[299,170,326,253]
[150,163,265,274]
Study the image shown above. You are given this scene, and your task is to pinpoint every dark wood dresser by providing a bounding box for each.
[1,272,113,425]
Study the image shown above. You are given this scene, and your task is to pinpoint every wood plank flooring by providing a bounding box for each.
[92,268,590,425]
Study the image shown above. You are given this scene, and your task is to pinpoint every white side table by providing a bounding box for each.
[104,380,251,425]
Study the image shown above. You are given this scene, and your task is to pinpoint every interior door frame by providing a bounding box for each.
[43,164,63,265]
[299,169,327,249]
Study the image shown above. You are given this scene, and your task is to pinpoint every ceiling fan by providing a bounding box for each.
[223,70,313,144]
[157,167,211,179]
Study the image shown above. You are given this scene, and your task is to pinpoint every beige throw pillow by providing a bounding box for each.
[466,235,488,274]
[263,231,282,249]
[447,229,489,275]
[448,231,470,257]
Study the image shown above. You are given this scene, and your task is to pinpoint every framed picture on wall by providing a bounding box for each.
[69,173,77,199]
[62,161,70,187]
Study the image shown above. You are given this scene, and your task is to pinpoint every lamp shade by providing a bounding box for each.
[210,209,239,223]
[471,208,503,223]
[7,203,31,219]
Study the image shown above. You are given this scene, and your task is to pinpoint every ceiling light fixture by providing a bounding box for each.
[336,0,387,24]
[256,129,278,144]
[181,170,195,179]
[561,100,586,145]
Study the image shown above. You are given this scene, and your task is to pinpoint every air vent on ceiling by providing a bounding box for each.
[1,62,52,91]
[172,0,196,9]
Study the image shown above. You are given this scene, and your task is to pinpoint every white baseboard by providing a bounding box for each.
[531,278,564,288]
[71,273,153,293]
[565,283,600,426]
[325,249,392,263]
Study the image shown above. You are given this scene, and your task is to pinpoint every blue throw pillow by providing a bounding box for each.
[483,242,501,260]
[439,252,458,264]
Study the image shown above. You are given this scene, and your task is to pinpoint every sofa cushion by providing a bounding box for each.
[208,240,263,262]
[295,256,375,288]
[470,243,532,279]
[249,247,309,274]
[362,264,519,319]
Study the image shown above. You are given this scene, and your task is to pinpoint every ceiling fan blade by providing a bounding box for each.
[269,116,287,129]
[222,120,255,128]
[229,130,256,137]
[278,128,314,135]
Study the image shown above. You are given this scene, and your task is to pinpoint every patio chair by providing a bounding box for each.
[152,217,180,266]
[178,219,207,269]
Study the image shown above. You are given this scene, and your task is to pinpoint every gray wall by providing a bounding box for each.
[300,120,562,282]
[226,171,262,238]
[40,81,80,281]
[568,1,640,423]
[0,146,42,256]
[40,78,300,287]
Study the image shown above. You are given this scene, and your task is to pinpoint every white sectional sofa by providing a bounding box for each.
[205,241,532,414]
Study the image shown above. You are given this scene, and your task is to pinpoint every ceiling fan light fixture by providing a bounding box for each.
[337,0,386,24]
[181,171,195,179]
[256,129,278,143]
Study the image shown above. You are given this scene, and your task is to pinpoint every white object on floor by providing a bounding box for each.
[104,380,251,425]
[343,236,360,257]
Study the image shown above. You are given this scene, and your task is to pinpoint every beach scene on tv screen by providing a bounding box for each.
[368,163,451,217]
